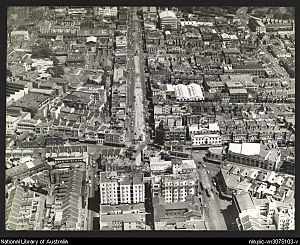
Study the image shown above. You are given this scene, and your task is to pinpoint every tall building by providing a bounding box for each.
[248,18,266,33]
[160,172,199,203]
[159,10,177,30]
[100,172,145,205]
[94,7,118,17]
[225,81,248,103]
[17,7,30,19]
[142,6,157,19]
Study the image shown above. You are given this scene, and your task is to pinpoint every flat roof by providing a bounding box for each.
[229,143,261,156]
[235,192,255,213]
[229,88,248,94]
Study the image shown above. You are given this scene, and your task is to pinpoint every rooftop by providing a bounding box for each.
[235,191,256,213]
[159,10,176,19]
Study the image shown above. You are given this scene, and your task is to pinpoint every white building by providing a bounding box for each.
[6,115,20,136]
[142,6,157,14]
[6,86,29,106]
[172,159,197,175]
[189,123,220,136]
[233,192,259,218]
[100,172,145,205]
[6,112,31,136]
[11,30,29,40]
[149,157,172,172]
[192,134,222,146]
[172,83,204,102]
[67,7,87,16]
[115,36,127,49]
[16,118,41,134]
[159,10,177,30]
[94,7,118,17]
[161,173,198,203]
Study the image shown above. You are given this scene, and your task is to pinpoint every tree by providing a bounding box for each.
[51,56,59,66]
[6,69,12,77]
[31,46,52,59]
[47,66,64,77]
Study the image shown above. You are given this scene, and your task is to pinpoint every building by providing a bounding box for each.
[233,193,294,230]
[48,168,86,230]
[16,119,42,134]
[228,89,248,103]
[142,6,157,19]
[166,83,204,102]
[192,133,222,147]
[159,11,177,30]
[94,7,118,17]
[6,112,31,135]
[158,172,199,203]
[153,195,206,230]
[10,30,29,40]
[100,205,148,230]
[248,18,266,33]
[233,64,265,77]
[99,172,145,205]
[164,126,186,143]
[67,7,87,16]
[274,202,295,230]
[39,21,51,34]
[6,83,29,105]
[172,159,197,175]
[227,143,281,171]
[232,192,259,219]
[149,157,172,173]
[263,19,294,33]
[225,81,248,103]
[6,185,46,230]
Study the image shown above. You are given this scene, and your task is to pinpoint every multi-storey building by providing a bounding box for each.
[99,172,145,205]
[248,18,266,33]
[192,133,222,147]
[94,7,118,17]
[159,173,198,203]
[164,126,186,143]
[159,11,177,30]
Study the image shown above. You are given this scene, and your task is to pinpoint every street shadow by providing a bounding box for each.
[219,205,237,231]
[88,189,100,213]
[93,217,100,230]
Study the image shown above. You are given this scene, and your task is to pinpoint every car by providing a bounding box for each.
[203,164,206,168]
[207,170,210,174]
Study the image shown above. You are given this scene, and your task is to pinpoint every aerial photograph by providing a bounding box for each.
[5,6,295,231]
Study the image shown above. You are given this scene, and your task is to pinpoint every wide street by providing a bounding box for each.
[130,8,148,143]
[125,7,149,144]
[193,150,231,230]
[84,154,100,230]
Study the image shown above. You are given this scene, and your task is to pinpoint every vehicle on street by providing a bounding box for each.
[206,189,211,198]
